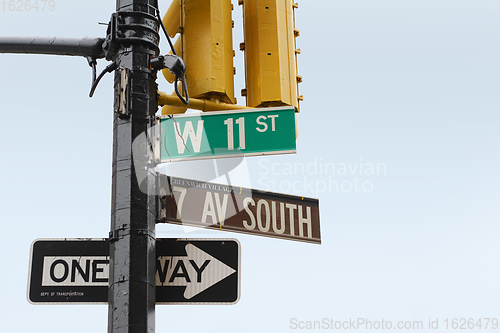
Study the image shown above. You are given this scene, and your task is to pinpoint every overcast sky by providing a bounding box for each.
[0,1,499,332]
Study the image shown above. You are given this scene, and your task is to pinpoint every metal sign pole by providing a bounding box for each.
[108,0,160,332]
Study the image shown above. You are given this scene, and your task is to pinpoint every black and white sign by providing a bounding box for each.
[155,238,240,304]
[28,239,240,305]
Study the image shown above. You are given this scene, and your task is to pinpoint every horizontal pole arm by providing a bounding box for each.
[159,91,251,113]
[0,36,105,58]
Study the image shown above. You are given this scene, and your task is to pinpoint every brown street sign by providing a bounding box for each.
[158,176,321,244]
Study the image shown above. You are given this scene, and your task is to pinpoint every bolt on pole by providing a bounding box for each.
[108,0,160,332]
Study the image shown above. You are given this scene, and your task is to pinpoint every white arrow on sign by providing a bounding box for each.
[156,243,236,299]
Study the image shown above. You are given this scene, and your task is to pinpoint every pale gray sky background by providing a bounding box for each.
[0,1,499,332]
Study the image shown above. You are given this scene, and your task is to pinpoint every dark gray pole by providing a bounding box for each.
[108,0,159,332]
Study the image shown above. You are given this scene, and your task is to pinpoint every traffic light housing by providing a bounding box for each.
[162,0,236,114]
[160,0,302,114]
[239,0,302,111]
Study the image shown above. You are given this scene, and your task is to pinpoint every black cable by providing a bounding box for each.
[156,6,177,56]
[91,62,96,84]
[89,61,118,97]
[86,56,97,88]
[175,76,189,105]
[169,114,191,153]
[156,6,189,106]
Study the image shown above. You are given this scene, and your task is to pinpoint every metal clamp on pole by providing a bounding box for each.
[150,54,185,78]
[150,54,189,105]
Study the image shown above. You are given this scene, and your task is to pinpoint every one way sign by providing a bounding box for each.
[156,238,239,304]
[28,239,240,305]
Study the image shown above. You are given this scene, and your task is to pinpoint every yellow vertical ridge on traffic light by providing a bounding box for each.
[163,0,235,102]
[240,0,301,111]
[161,0,236,113]
[183,0,235,104]
[163,0,181,38]
[162,0,183,85]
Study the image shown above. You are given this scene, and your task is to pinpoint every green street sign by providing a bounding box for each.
[159,106,296,162]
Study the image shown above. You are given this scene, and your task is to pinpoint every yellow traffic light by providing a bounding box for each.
[239,0,302,111]
[161,0,236,114]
